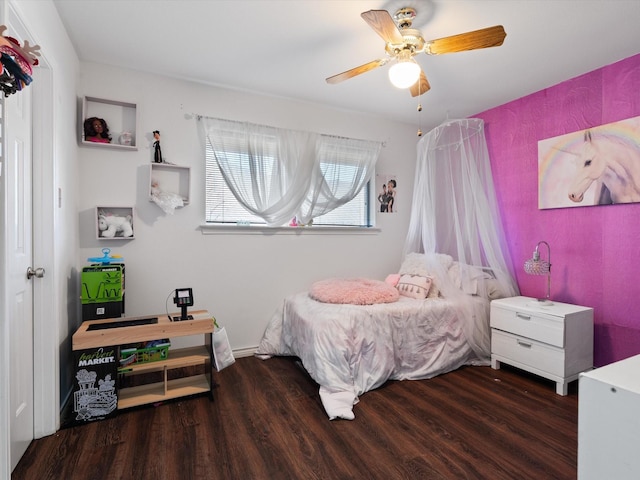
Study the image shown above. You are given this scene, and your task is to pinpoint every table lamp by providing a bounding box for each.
[524,240,552,305]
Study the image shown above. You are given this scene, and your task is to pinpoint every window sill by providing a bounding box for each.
[199,223,381,235]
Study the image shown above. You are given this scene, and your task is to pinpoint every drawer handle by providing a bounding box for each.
[516,313,531,320]
[517,340,532,348]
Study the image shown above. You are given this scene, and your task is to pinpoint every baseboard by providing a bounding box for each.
[233,346,258,358]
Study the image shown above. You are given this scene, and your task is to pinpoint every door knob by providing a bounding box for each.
[26,266,45,279]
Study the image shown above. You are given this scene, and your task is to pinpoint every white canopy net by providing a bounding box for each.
[404,118,519,360]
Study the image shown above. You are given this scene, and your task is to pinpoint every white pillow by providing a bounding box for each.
[448,262,484,295]
[448,261,508,299]
[398,253,447,297]
[486,277,509,300]
[398,253,430,277]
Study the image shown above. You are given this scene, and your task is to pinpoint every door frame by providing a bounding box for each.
[31,44,57,438]
[0,2,57,475]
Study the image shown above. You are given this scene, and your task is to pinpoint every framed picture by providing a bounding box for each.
[375,174,398,213]
[96,206,135,239]
[537,115,640,209]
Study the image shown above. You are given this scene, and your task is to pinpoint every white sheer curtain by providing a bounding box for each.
[296,135,381,225]
[199,117,381,227]
[199,118,316,226]
[404,118,519,361]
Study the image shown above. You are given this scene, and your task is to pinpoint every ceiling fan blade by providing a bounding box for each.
[410,69,431,97]
[326,59,387,84]
[361,10,404,44]
[425,25,506,55]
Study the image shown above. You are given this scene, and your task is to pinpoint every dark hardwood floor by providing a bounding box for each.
[13,356,579,480]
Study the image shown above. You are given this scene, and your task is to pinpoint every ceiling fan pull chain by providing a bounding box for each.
[416,76,423,137]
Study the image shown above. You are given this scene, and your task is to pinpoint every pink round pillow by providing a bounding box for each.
[309,278,400,305]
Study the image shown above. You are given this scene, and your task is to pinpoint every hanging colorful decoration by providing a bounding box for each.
[0,25,41,97]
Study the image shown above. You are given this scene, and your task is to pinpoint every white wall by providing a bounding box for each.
[77,62,418,351]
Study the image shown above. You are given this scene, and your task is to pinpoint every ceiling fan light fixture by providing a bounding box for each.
[388,54,420,89]
[327,9,506,98]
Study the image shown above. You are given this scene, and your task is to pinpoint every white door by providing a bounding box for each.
[6,78,36,471]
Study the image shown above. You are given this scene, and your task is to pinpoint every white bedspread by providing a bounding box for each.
[256,292,486,420]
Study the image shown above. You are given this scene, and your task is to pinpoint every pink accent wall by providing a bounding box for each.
[476,53,640,367]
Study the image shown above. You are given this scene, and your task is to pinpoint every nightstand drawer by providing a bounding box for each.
[491,330,565,376]
[491,305,564,347]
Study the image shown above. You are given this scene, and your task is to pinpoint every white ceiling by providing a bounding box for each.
[52,0,640,132]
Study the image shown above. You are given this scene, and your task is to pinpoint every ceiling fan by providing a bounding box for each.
[326,7,506,97]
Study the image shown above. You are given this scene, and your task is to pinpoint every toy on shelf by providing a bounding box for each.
[83,117,111,143]
[153,130,163,163]
[87,248,123,265]
[150,178,184,214]
[118,132,132,146]
[98,212,133,238]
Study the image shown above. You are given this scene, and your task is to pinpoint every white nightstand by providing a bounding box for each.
[490,296,593,395]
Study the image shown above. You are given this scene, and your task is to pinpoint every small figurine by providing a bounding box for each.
[118,131,132,146]
[83,117,111,143]
[153,130,163,163]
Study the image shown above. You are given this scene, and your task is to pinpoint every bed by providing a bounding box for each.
[256,253,510,420]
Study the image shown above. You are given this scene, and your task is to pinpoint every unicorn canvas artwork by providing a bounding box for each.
[537,116,640,209]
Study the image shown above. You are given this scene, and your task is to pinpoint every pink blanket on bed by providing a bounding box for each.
[309,278,399,305]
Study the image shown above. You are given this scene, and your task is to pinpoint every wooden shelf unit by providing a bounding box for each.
[118,374,211,410]
[72,310,214,411]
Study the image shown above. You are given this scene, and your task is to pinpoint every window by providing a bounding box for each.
[205,139,372,227]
